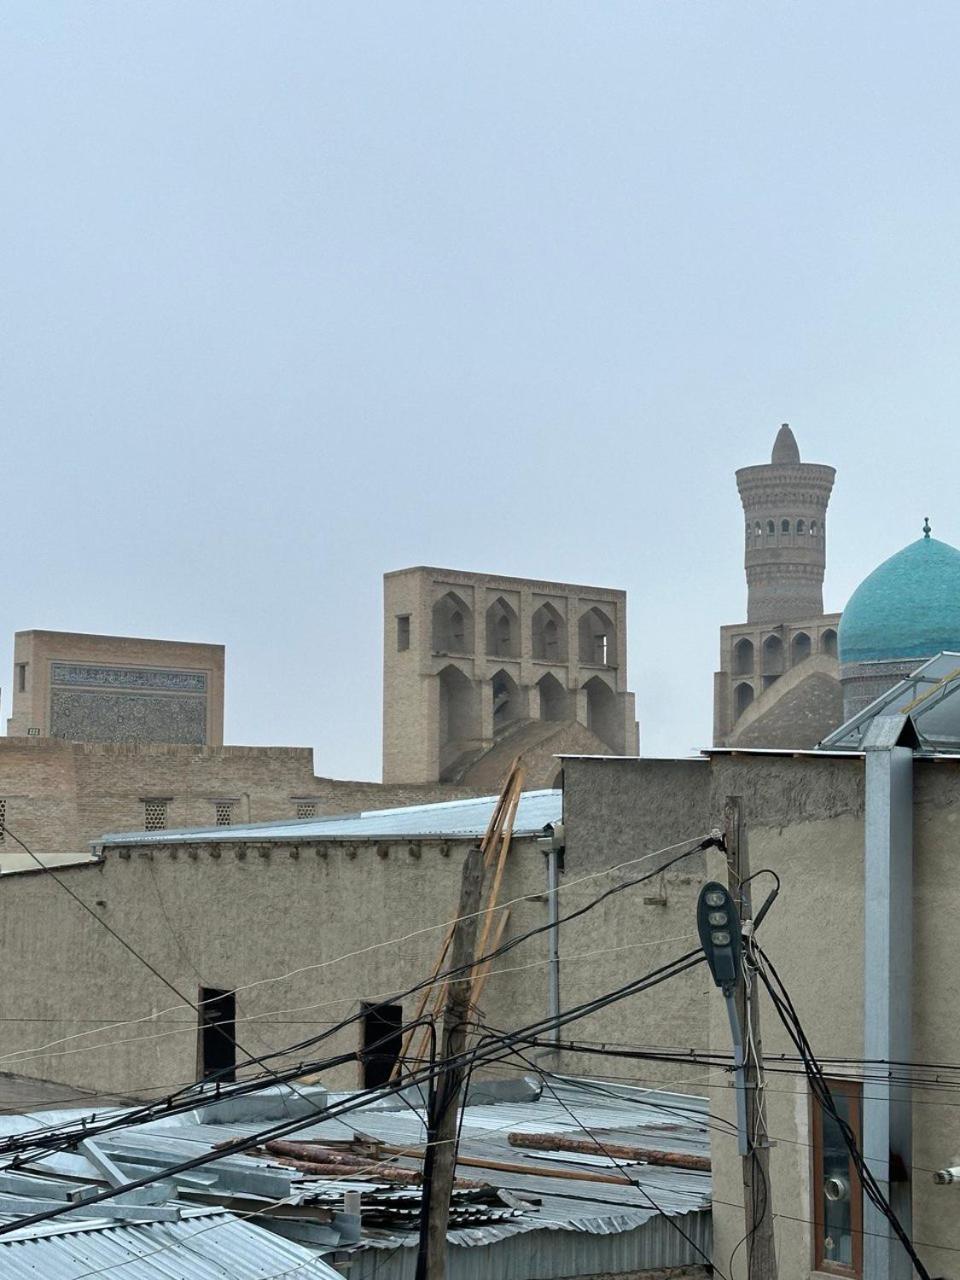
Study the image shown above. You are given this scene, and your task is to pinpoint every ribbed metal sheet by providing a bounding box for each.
[0,1210,343,1278]
[341,1209,712,1280]
[99,789,561,847]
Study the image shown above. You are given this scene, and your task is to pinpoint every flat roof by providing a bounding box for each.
[384,565,627,595]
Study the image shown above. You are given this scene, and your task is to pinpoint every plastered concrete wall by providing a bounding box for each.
[706,753,865,1280]
[705,753,960,1280]
[0,835,548,1096]
[560,757,715,1088]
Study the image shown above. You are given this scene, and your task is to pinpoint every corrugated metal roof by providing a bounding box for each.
[0,1209,342,1279]
[98,789,562,847]
[0,1074,710,1280]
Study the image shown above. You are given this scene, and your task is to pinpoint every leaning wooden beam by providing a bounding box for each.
[467,907,510,1013]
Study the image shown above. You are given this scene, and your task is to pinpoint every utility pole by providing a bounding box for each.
[723,796,778,1280]
[416,844,484,1280]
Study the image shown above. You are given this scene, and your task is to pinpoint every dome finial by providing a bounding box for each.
[923,516,932,539]
[771,423,801,465]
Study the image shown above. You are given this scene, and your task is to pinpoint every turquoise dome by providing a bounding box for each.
[839,532,960,664]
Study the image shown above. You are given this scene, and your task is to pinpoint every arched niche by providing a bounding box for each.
[579,607,617,667]
[532,602,566,662]
[485,597,519,658]
[491,669,522,734]
[734,681,755,719]
[733,638,755,676]
[432,591,473,655]
[537,672,568,722]
[583,675,620,750]
[437,664,480,774]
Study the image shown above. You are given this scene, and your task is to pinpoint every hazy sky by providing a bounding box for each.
[3,3,959,779]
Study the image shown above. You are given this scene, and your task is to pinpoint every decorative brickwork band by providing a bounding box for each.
[50,663,208,693]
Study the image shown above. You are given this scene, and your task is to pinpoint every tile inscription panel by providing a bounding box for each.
[48,664,208,744]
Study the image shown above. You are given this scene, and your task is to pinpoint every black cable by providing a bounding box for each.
[2,951,704,1166]
[0,951,706,1233]
[0,823,334,1123]
[755,944,931,1280]
[2,835,714,1161]
[487,1037,723,1280]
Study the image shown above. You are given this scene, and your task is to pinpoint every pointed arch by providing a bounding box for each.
[537,672,568,722]
[791,632,811,664]
[485,597,519,658]
[583,675,620,750]
[821,628,838,658]
[734,681,755,719]
[733,638,755,676]
[762,634,784,688]
[432,591,473,655]
[437,664,480,774]
[532,602,566,661]
[579,607,617,667]
[491,669,521,734]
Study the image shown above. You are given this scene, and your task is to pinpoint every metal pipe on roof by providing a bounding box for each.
[537,822,564,1049]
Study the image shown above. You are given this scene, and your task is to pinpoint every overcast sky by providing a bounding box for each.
[2,4,958,778]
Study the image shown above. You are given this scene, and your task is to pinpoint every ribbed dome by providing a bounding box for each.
[838,532,960,664]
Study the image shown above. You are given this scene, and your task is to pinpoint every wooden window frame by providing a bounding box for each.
[811,1077,863,1277]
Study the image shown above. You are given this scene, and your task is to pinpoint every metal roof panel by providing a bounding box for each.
[98,790,562,847]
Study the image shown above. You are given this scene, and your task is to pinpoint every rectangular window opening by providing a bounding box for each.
[361,1002,403,1089]
[812,1078,863,1276]
[296,800,318,821]
[215,801,233,827]
[397,615,411,652]
[15,664,26,694]
[198,987,236,1082]
[143,800,167,831]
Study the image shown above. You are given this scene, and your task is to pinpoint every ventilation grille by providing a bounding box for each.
[143,800,167,831]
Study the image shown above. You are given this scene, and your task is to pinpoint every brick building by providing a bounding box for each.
[713,426,843,748]
[383,566,639,785]
[7,630,225,746]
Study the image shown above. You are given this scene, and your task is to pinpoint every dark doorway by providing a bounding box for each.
[362,1002,403,1088]
[198,987,236,1082]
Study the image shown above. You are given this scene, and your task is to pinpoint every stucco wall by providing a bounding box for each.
[561,757,715,1087]
[704,752,960,1280]
[0,834,549,1095]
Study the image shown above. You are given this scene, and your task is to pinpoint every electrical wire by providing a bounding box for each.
[0,829,715,1070]
[0,839,714,1161]
[754,942,932,1280]
[476,1033,725,1280]
[0,949,706,1233]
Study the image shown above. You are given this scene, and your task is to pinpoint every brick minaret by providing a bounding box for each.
[736,425,836,624]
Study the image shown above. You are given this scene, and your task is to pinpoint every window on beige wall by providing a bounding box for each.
[811,1078,863,1276]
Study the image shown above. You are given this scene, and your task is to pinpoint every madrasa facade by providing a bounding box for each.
[715,423,960,748]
